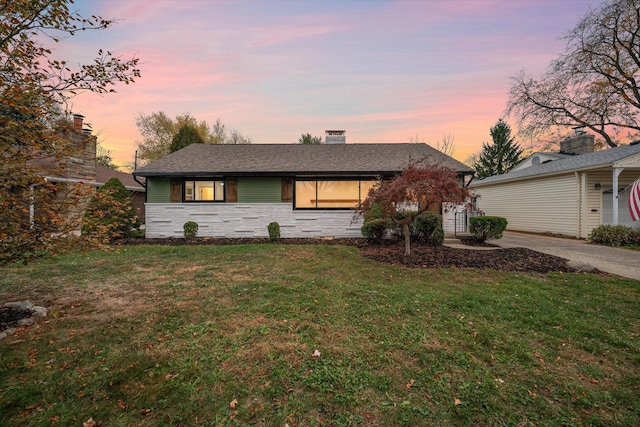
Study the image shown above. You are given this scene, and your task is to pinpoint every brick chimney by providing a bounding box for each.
[73,114,85,132]
[325,130,346,144]
[559,129,594,155]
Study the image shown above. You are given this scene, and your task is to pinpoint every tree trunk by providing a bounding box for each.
[403,223,411,256]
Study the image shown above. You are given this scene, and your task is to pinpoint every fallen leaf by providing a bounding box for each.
[454,398,462,406]
[77,391,85,398]
[83,417,96,427]
[406,379,415,389]
[229,399,238,409]
[312,349,321,358]
[50,415,60,423]
[117,399,126,410]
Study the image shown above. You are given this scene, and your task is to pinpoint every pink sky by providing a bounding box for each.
[63,0,596,167]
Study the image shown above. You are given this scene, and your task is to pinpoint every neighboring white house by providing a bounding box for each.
[133,134,474,238]
[471,134,640,239]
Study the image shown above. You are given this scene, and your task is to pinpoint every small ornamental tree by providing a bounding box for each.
[355,158,471,255]
[82,178,140,242]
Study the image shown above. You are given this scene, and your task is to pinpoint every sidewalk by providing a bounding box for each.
[495,231,640,281]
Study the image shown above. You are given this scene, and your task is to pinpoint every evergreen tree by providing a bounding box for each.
[169,124,205,153]
[298,133,323,144]
[473,119,524,179]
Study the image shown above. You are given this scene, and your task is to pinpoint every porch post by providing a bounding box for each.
[613,167,624,225]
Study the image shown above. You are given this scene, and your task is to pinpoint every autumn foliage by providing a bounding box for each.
[355,158,471,254]
[1,0,140,264]
[82,178,140,243]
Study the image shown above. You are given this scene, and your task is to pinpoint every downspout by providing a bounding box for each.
[132,150,147,189]
[29,183,42,229]
[612,167,623,225]
[133,175,146,189]
[574,172,582,238]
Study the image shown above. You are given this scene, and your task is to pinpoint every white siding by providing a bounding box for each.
[474,174,580,237]
[583,172,604,236]
[442,203,468,233]
[145,203,364,238]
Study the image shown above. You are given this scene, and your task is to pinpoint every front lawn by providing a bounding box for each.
[1,244,638,426]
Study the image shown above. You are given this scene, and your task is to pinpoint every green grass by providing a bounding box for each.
[1,244,639,426]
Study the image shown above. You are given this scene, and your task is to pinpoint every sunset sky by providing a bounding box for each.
[62,0,596,167]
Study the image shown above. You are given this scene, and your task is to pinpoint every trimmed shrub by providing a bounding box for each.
[413,211,442,243]
[589,225,640,246]
[469,216,508,242]
[267,221,281,242]
[183,221,199,239]
[428,227,445,246]
[363,203,385,223]
[361,218,393,242]
[82,178,141,242]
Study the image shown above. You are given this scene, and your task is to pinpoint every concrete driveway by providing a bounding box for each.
[495,231,640,281]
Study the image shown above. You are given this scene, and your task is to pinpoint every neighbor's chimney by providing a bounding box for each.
[325,130,346,144]
[73,114,84,132]
[559,131,595,155]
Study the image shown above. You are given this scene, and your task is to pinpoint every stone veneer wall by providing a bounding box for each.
[58,129,97,225]
[61,130,97,181]
[145,203,365,238]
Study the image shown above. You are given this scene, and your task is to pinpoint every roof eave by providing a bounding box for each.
[134,168,473,178]
[472,164,614,187]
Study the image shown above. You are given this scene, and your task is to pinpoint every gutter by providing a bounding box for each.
[471,164,614,187]
[45,176,145,192]
[44,176,101,187]
[133,175,146,189]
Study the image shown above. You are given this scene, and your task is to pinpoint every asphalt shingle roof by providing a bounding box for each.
[473,144,640,186]
[133,143,473,177]
[96,166,145,191]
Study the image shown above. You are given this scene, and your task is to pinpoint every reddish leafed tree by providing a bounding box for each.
[355,158,471,255]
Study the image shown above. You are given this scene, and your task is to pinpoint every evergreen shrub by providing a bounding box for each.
[413,211,443,244]
[361,218,393,242]
[183,221,199,239]
[589,225,640,246]
[267,222,281,242]
[469,216,507,242]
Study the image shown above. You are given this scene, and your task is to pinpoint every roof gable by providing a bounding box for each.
[133,143,473,177]
[510,152,573,172]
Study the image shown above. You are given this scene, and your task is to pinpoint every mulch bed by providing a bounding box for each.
[122,237,577,274]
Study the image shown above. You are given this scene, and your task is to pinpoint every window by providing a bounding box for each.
[184,180,225,202]
[294,179,379,209]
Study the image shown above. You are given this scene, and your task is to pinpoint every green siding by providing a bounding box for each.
[237,177,281,203]
[146,178,170,203]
